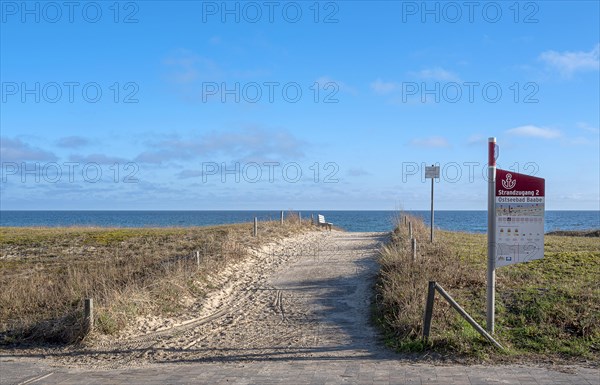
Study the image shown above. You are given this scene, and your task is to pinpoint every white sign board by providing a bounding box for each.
[425,166,440,179]
[495,169,545,267]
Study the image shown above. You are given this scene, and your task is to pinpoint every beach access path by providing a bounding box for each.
[1,231,598,384]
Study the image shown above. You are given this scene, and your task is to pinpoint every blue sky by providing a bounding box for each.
[1,1,599,210]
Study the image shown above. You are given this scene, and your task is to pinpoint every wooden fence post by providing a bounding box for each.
[421,281,505,350]
[253,217,258,237]
[408,222,413,239]
[411,238,417,261]
[195,250,200,268]
[280,211,284,225]
[84,298,93,333]
[422,281,436,341]
[434,284,505,350]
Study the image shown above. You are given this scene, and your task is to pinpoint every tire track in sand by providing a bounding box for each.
[55,231,391,367]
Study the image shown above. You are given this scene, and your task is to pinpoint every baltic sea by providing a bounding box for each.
[1,210,598,233]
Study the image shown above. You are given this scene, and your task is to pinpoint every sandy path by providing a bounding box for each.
[44,230,391,367]
[3,230,598,385]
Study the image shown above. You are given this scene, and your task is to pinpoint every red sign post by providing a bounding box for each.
[487,138,545,334]
[486,138,497,333]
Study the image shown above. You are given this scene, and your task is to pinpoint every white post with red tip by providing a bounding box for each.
[487,137,497,334]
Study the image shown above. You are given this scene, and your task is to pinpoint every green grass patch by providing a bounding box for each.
[375,215,599,363]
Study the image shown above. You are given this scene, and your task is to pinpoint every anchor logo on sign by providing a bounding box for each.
[502,173,517,190]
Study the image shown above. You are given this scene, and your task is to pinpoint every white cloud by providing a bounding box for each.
[467,134,486,146]
[177,169,205,179]
[135,127,307,164]
[577,122,600,134]
[0,137,57,162]
[410,136,450,148]
[56,136,90,148]
[163,49,221,84]
[412,67,461,82]
[568,137,595,146]
[506,125,561,139]
[539,44,600,76]
[370,78,397,95]
[68,153,130,164]
[315,76,357,96]
[347,168,370,177]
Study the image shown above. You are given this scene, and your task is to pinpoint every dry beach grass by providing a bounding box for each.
[375,215,600,363]
[2,212,598,367]
[1,226,391,369]
[0,215,313,345]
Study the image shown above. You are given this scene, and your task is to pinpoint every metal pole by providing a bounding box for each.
[430,167,434,243]
[486,137,497,334]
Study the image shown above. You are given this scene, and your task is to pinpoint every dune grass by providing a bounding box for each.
[0,215,314,345]
[375,215,599,363]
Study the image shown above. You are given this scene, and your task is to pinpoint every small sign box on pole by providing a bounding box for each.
[425,165,440,242]
[425,166,440,179]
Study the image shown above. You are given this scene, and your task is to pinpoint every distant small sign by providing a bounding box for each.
[425,166,440,179]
